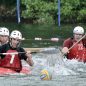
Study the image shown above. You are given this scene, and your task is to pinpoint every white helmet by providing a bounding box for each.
[10,30,22,40]
[0,27,9,36]
[73,26,84,34]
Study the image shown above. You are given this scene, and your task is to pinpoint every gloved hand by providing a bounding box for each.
[62,47,69,54]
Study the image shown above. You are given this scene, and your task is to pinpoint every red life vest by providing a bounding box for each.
[0,50,22,72]
[67,41,86,62]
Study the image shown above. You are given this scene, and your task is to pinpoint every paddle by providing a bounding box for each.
[0,47,56,55]
[1,33,85,55]
[22,37,59,42]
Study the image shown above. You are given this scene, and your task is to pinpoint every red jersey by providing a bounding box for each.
[0,43,27,72]
[63,38,86,62]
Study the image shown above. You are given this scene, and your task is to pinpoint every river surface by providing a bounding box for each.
[0,47,86,86]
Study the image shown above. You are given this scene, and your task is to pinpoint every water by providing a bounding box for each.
[0,47,86,86]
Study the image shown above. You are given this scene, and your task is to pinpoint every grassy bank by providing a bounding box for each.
[0,23,85,47]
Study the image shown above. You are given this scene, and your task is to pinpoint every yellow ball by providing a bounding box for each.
[40,69,52,80]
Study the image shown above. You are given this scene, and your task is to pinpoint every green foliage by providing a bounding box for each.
[21,0,57,24]
[78,9,86,21]
[0,0,86,24]
[61,0,86,23]
[21,0,86,24]
[0,0,16,16]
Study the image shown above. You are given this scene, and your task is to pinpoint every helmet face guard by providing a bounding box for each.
[10,30,23,48]
[10,38,21,48]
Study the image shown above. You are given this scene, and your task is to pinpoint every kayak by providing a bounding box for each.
[20,66,31,74]
[0,66,31,75]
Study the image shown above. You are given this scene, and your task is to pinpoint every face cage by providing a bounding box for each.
[9,38,21,48]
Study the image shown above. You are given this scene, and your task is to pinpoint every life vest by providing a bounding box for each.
[67,41,86,62]
[0,50,22,72]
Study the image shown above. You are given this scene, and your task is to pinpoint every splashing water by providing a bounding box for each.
[1,47,86,86]
[32,47,86,78]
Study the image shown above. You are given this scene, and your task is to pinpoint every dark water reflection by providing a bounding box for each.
[21,40,62,48]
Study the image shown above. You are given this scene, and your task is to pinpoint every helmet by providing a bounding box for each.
[40,69,52,80]
[10,30,22,40]
[0,27,9,36]
[73,26,84,34]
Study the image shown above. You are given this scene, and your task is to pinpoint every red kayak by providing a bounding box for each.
[0,66,31,75]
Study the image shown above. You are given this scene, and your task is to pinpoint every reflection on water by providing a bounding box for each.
[0,47,86,86]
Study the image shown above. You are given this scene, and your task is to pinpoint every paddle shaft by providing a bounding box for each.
[22,37,59,41]
[0,52,26,55]
[22,38,51,41]
[0,48,56,55]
